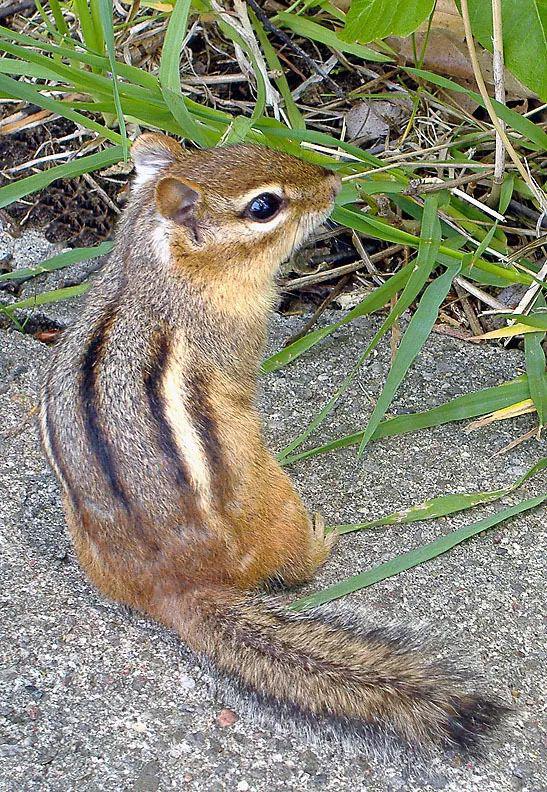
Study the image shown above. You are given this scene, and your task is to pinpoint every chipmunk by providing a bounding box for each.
[40,133,504,757]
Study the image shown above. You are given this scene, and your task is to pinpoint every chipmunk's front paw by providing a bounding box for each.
[310,512,337,567]
[270,512,337,589]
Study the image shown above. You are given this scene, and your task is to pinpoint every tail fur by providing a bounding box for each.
[157,585,506,756]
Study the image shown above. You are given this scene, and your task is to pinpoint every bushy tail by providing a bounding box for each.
[156,585,506,755]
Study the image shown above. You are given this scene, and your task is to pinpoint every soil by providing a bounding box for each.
[0,117,122,247]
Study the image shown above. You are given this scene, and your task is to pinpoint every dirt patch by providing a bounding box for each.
[0,116,121,246]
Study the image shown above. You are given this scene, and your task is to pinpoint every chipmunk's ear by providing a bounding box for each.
[131,133,183,183]
[155,176,202,244]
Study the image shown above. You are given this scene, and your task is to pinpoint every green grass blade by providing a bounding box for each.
[158,0,194,94]
[221,115,254,145]
[524,296,547,427]
[250,6,305,130]
[291,494,546,610]
[0,73,123,145]
[162,88,217,146]
[88,0,105,53]
[277,196,443,462]
[0,284,90,315]
[255,119,384,167]
[0,146,124,209]
[159,0,214,146]
[276,256,440,461]
[281,375,533,465]
[0,242,113,282]
[0,39,156,103]
[276,11,391,62]
[0,25,159,91]
[334,206,418,246]
[510,312,547,329]
[499,174,515,215]
[72,0,100,52]
[358,261,461,455]
[469,220,499,263]
[204,4,269,144]
[31,0,57,38]
[332,457,547,534]
[0,59,62,80]
[262,262,414,373]
[336,204,531,285]
[98,0,128,154]
[406,67,547,149]
[48,0,70,37]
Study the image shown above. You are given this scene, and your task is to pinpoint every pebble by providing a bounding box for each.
[179,673,196,690]
[216,708,238,727]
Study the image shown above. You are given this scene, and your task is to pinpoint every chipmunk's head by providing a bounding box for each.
[131,133,340,275]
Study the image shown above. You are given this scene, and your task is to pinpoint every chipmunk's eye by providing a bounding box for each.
[244,192,283,222]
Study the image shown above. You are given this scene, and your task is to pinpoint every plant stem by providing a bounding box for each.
[489,0,505,207]
[460,0,546,213]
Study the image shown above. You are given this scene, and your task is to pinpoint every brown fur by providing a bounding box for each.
[40,134,505,756]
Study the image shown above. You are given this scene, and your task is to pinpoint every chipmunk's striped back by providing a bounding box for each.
[41,282,219,536]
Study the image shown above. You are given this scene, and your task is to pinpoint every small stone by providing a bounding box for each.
[179,673,195,690]
[216,707,237,727]
[0,746,20,758]
[187,731,206,745]
[24,684,44,700]
[33,328,62,344]
[301,749,319,774]
[127,719,147,733]
[237,782,250,792]
[170,740,192,759]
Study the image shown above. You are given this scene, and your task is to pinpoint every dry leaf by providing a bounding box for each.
[472,323,541,341]
[467,399,536,431]
[345,97,412,142]
[330,0,350,10]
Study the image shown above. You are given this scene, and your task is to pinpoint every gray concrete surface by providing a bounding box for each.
[1,294,546,791]
[0,227,105,330]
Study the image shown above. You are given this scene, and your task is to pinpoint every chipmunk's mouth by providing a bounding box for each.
[311,203,338,235]
[284,204,337,262]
